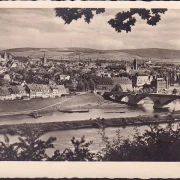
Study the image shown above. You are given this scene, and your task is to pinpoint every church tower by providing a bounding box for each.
[41,52,47,65]
[3,51,8,61]
[133,58,137,70]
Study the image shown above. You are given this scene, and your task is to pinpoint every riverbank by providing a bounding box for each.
[0,93,127,117]
[0,113,180,135]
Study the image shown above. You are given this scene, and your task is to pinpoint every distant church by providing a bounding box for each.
[41,53,47,65]
[133,58,137,70]
[0,51,12,63]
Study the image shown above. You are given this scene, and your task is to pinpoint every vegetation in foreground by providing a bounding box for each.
[1,123,180,161]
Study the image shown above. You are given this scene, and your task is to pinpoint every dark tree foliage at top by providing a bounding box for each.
[55,8,167,33]
[55,8,105,24]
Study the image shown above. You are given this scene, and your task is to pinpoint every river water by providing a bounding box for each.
[0,98,179,153]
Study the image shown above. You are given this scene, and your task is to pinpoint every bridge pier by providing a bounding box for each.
[153,103,163,109]
[127,94,138,106]
[127,103,138,107]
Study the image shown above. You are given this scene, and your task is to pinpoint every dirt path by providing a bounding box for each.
[0,96,76,116]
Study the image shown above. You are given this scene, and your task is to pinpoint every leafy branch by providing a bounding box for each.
[55,8,168,33]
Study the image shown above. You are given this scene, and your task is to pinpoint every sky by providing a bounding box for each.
[0,8,179,50]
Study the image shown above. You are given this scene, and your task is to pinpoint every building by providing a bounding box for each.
[25,84,50,98]
[155,77,169,93]
[65,79,78,92]
[133,75,153,88]
[41,85,51,98]
[96,69,111,78]
[50,84,69,98]
[95,77,114,92]
[133,58,137,70]
[0,87,12,100]
[9,85,27,99]
[41,53,47,66]
[112,77,133,92]
[59,74,71,81]
[4,74,11,82]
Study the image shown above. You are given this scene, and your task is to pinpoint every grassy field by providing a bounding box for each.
[58,93,126,110]
[0,96,69,114]
[0,93,114,115]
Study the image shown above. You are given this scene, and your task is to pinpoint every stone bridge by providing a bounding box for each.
[103,92,180,109]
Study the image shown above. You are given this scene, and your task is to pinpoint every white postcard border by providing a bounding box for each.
[0,1,180,178]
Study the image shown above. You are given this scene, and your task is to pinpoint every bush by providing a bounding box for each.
[2,122,180,161]
[98,123,180,161]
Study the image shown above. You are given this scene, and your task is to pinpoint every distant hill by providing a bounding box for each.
[2,47,180,62]
[118,48,180,60]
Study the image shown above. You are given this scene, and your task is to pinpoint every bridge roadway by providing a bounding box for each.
[103,92,180,109]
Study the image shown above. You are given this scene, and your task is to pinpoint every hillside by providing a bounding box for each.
[2,47,180,61]
[119,48,180,60]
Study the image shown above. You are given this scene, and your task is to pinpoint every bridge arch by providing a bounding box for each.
[114,95,129,103]
[161,98,177,106]
[135,96,154,105]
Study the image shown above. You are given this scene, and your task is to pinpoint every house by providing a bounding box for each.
[0,87,12,100]
[4,74,11,82]
[65,79,78,92]
[41,85,51,98]
[132,75,153,88]
[25,84,51,98]
[9,85,27,99]
[95,77,114,92]
[112,77,133,92]
[81,68,91,74]
[155,77,169,93]
[50,84,69,97]
[11,62,19,68]
[0,67,7,74]
[96,69,111,78]
[59,74,70,81]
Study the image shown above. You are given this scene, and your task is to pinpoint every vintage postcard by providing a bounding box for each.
[0,1,180,178]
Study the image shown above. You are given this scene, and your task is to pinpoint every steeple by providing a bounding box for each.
[133,58,137,70]
[42,52,47,65]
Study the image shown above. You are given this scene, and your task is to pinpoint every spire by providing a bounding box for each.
[133,57,137,70]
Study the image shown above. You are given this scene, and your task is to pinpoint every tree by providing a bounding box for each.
[172,88,178,95]
[0,126,57,161]
[111,84,123,92]
[89,78,95,90]
[98,123,180,161]
[0,127,96,161]
[76,80,85,91]
[55,8,167,33]
[50,136,95,161]
[83,79,89,91]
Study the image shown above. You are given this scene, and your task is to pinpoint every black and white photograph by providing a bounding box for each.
[0,3,180,164]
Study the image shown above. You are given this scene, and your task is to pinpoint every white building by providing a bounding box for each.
[50,85,69,98]
[136,75,153,87]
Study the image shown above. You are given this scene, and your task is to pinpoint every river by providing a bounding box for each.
[0,98,179,153]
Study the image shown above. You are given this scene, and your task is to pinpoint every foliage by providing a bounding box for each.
[55,8,167,33]
[0,126,57,161]
[172,88,178,95]
[2,122,180,161]
[98,123,180,161]
[49,136,95,161]
[0,127,95,161]
[76,80,85,91]
[55,8,105,24]
[108,8,167,33]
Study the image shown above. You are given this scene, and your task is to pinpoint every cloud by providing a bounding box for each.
[0,8,179,50]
